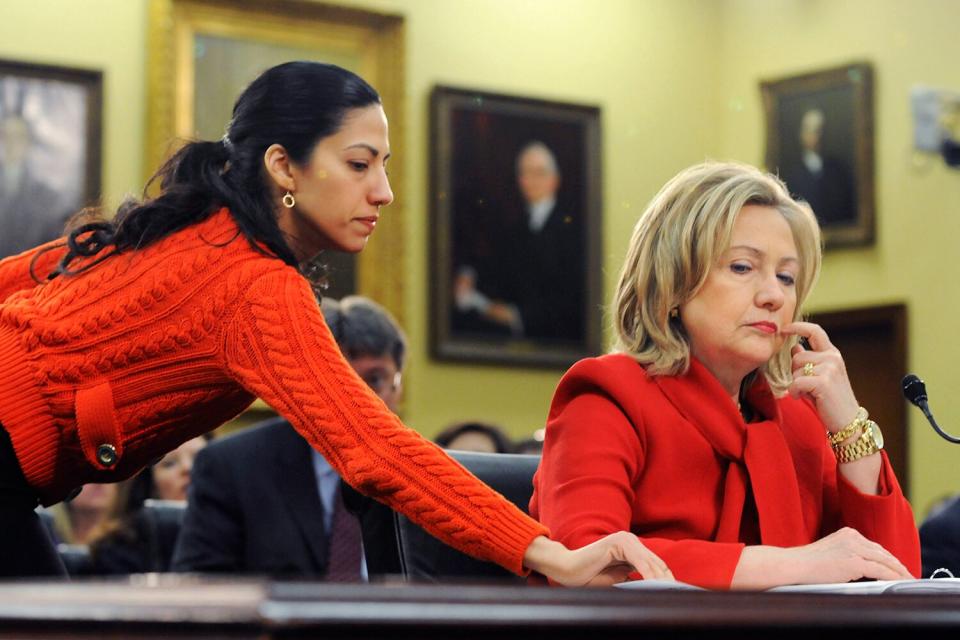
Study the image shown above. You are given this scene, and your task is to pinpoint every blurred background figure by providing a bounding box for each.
[85,436,209,575]
[172,295,406,580]
[0,109,67,258]
[434,421,514,454]
[41,483,117,546]
[514,428,546,455]
[149,435,208,502]
[919,493,960,578]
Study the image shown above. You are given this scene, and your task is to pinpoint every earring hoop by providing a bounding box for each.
[282,192,296,208]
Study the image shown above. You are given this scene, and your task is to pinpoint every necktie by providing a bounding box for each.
[325,485,363,582]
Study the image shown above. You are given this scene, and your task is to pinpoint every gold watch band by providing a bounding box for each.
[836,419,884,463]
[828,407,869,447]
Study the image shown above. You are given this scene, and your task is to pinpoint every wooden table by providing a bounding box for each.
[1,576,959,638]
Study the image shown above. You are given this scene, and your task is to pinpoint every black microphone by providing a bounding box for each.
[902,374,960,444]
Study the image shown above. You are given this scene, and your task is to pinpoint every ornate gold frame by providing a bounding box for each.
[146,0,406,321]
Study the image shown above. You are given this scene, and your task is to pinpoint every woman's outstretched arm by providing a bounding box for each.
[222,269,670,584]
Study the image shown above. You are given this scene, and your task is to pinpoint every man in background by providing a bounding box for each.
[172,296,406,579]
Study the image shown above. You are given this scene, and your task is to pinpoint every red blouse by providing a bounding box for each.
[530,354,920,588]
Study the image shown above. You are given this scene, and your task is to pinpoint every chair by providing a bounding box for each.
[138,499,187,572]
[56,543,93,576]
[341,482,404,578]
[392,450,541,583]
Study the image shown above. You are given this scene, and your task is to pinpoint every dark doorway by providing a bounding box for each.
[809,304,908,493]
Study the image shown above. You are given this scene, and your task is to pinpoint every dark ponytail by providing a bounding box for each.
[51,62,381,288]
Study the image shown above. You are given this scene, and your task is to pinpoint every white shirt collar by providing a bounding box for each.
[527,197,556,233]
[802,150,823,174]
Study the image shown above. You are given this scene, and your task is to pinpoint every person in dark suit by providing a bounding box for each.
[919,494,960,578]
[453,141,584,342]
[171,295,406,579]
[780,108,856,227]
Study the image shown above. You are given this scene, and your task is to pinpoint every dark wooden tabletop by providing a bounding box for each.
[1,576,959,639]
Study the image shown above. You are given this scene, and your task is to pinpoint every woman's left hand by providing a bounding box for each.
[781,321,860,434]
[522,533,673,587]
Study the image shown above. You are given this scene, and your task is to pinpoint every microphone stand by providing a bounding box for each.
[903,374,960,444]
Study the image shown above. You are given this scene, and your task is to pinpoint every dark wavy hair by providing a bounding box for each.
[321,295,407,371]
[40,61,381,289]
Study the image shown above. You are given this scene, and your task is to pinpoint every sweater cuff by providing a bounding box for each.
[482,503,549,576]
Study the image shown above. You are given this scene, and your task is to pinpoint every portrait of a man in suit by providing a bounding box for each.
[432,87,601,366]
[0,109,69,258]
[762,63,874,248]
[0,65,101,260]
[780,107,856,226]
[453,140,583,343]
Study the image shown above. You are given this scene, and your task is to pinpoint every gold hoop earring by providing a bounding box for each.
[282,192,296,208]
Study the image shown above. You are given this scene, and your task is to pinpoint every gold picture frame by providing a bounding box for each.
[430,86,603,368]
[761,63,875,248]
[0,59,103,259]
[146,0,406,321]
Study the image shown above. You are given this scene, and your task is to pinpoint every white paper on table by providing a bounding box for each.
[615,578,960,594]
[769,577,960,594]
[613,579,705,591]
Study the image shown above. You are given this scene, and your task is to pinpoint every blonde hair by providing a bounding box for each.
[612,161,822,392]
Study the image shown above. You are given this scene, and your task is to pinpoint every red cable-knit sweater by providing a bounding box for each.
[0,208,546,575]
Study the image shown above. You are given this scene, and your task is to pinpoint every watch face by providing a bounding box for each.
[869,422,884,449]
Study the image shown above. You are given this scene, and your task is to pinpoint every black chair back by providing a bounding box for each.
[139,499,187,572]
[56,543,93,576]
[393,451,540,583]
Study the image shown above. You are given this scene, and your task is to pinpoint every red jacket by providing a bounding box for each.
[530,354,920,588]
[0,209,545,575]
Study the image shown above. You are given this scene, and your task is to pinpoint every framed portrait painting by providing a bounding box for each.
[0,59,102,260]
[430,86,602,368]
[761,62,875,248]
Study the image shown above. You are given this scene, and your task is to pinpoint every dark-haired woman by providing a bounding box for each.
[0,62,669,585]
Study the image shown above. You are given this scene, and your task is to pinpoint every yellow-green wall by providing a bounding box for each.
[3,0,959,514]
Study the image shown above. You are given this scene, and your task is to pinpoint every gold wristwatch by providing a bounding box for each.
[836,419,884,463]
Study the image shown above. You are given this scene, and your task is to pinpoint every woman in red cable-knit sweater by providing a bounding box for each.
[530,162,920,589]
[0,61,670,583]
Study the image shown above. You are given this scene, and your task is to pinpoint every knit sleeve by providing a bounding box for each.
[0,239,66,302]
[221,269,547,575]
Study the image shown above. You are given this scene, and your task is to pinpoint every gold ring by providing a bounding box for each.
[802,362,816,377]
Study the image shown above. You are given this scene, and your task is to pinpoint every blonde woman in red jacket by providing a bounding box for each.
[531,161,920,589]
[0,61,670,584]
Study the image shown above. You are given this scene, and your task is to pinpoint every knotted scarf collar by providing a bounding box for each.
[653,358,808,547]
